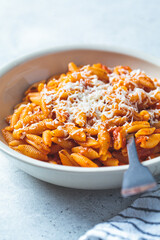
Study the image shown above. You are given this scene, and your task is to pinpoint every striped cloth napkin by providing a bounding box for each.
[79,185,160,240]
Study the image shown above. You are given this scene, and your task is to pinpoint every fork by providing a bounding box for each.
[121,134,157,197]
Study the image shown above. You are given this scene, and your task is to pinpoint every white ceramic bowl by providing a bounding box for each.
[0,46,160,190]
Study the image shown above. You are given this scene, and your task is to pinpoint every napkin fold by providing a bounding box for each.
[79,184,160,240]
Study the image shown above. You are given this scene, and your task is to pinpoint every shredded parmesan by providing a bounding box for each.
[41,65,160,126]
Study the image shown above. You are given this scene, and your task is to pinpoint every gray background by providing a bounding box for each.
[0,0,160,239]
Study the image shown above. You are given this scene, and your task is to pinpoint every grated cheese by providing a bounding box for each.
[41,65,160,126]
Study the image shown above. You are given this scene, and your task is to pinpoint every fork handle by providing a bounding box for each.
[127,135,141,167]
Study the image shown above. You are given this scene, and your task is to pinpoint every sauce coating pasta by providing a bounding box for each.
[2,63,160,167]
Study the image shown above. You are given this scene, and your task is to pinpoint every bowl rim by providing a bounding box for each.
[0,45,160,173]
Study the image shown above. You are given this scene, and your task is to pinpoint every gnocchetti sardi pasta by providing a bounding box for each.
[2,62,160,167]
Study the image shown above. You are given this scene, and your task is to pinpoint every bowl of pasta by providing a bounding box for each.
[0,46,160,189]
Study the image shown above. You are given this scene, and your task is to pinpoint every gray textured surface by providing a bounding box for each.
[0,0,160,239]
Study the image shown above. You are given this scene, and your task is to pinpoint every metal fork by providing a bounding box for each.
[121,134,157,197]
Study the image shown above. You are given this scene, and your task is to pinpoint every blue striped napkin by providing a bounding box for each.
[79,185,160,240]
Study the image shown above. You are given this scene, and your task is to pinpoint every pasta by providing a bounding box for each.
[2,62,160,167]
